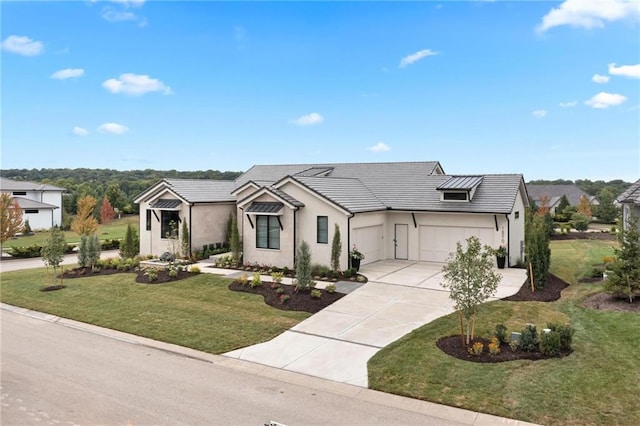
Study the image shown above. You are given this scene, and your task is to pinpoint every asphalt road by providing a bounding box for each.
[1,310,464,426]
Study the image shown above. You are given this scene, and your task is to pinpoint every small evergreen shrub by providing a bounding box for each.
[190,266,201,274]
[540,330,562,356]
[495,324,508,344]
[275,287,284,295]
[168,268,178,278]
[237,274,248,285]
[325,283,337,293]
[547,323,574,350]
[310,289,322,299]
[145,267,158,282]
[271,271,284,285]
[251,272,262,287]
[519,324,538,352]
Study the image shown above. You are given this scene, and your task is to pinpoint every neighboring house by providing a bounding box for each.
[136,161,529,269]
[0,177,65,230]
[526,184,599,215]
[616,179,640,231]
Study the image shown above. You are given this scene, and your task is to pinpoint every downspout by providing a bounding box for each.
[505,214,510,268]
[189,204,193,258]
[347,213,354,268]
[293,208,298,268]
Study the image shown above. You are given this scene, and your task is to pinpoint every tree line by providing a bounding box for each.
[527,179,631,198]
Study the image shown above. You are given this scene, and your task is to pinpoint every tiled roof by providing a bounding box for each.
[163,179,236,203]
[0,177,66,192]
[617,179,640,204]
[526,184,594,206]
[292,176,386,213]
[269,188,304,207]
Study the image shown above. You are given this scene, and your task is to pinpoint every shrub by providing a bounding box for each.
[325,283,337,294]
[271,271,284,285]
[495,324,508,344]
[540,330,562,356]
[190,266,201,274]
[237,274,248,285]
[251,272,262,288]
[488,337,501,355]
[279,294,290,304]
[571,212,590,232]
[509,340,519,352]
[343,268,353,279]
[468,342,484,356]
[519,324,538,352]
[77,234,90,267]
[357,275,366,283]
[547,323,574,350]
[275,287,284,295]
[23,219,32,234]
[311,263,329,277]
[295,240,313,291]
[311,289,322,299]
[120,224,139,259]
[144,267,158,282]
[168,268,178,278]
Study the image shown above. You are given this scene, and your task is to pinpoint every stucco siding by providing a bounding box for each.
[508,189,527,265]
[350,212,386,264]
[23,210,54,230]
[190,203,235,253]
[41,191,63,227]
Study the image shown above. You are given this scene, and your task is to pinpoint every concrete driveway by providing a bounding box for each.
[225,260,526,387]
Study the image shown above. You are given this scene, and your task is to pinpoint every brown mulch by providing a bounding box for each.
[436,336,572,363]
[229,281,345,314]
[582,292,640,313]
[134,269,192,284]
[550,232,616,241]
[40,285,67,292]
[60,266,194,284]
[61,267,121,279]
[502,273,569,302]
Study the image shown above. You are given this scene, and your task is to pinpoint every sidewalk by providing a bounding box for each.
[0,250,120,273]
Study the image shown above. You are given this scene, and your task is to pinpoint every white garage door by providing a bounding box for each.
[352,225,383,264]
[419,225,494,263]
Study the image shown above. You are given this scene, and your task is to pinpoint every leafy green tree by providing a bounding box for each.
[571,212,590,232]
[330,223,342,272]
[441,236,501,345]
[230,215,241,265]
[594,188,619,223]
[295,240,314,291]
[604,212,640,303]
[120,224,140,259]
[181,220,190,258]
[41,227,67,286]
[105,183,128,212]
[526,212,551,289]
[555,195,571,221]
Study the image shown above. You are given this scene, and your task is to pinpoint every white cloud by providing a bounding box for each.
[102,73,172,95]
[110,0,146,7]
[532,109,548,118]
[608,62,640,78]
[51,68,84,79]
[98,122,129,134]
[72,126,89,136]
[537,0,640,33]
[559,101,578,107]
[592,73,610,83]
[585,92,627,108]
[369,142,391,153]
[1,35,43,56]
[291,112,324,126]
[399,49,439,68]
[102,9,138,22]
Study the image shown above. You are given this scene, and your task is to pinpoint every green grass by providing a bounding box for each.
[3,215,139,250]
[0,269,309,354]
[368,240,638,426]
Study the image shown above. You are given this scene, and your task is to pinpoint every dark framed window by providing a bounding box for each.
[515,211,520,219]
[161,210,179,239]
[25,209,39,214]
[443,192,468,201]
[12,191,27,196]
[317,216,328,244]
[256,215,280,249]
[146,210,152,231]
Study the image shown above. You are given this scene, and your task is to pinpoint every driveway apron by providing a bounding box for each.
[224,260,526,388]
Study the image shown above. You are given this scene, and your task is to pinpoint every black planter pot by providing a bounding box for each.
[496,256,506,269]
[351,257,361,271]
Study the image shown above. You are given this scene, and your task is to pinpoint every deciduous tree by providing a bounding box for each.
[577,195,592,218]
[41,227,66,286]
[99,195,116,224]
[441,236,501,345]
[1,192,23,250]
[71,195,98,236]
[537,194,551,216]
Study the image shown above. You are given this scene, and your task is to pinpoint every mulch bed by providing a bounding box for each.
[436,336,572,363]
[502,273,569,302]
[134,269,192,284]
[59,266,194,284]
[550,232,616,241]
[582,292,640,313]
[61,267,121,279]
[40,285,67,292]
[228,281,345,314]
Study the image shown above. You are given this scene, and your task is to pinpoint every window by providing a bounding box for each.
[146,210,152,231]
[515,211,520,219]
[161,210,180,239]
[443,192,468,201]
[317,216,328,244]
[25,209,39,214]
[12,191,26,196]
[256,215,280,249]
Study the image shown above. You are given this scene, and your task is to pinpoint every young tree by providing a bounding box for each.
[537,194,551,216]
[99,195,116,224]
[525,211,551,289]
[571,212,590,232]
[71,195,99,236]
[330,223,342,272]
[181,220,190,258]
[441,236,501,345]
[87,234,101,268]
[230,215,241,265]
[120,224,140,259]
[577,195,592,218]
[555,195,571,222]
[77,234,90,267]
[604,212,640,303]
[41,227,67,287]
[295,240,314,291]
[594,188,619,223]
[1,192,24,251]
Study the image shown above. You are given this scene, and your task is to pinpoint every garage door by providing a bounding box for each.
[352,225,383,264]
[419,226,494,263]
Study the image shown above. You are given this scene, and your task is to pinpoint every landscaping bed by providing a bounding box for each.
[60,265,194,284]
[502,273,568,302]
[228,281,345,313]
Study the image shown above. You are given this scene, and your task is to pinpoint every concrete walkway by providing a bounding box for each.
[224,260,526,387]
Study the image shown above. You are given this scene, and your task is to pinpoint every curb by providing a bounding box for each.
[1,303,538,426]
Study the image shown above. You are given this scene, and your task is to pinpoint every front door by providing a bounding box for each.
[394,224,408,260]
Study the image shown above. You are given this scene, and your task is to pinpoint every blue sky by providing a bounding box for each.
[2,0,639,182]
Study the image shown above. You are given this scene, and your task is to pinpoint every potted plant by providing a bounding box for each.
[494,245,507,269]
[350,245,365,271]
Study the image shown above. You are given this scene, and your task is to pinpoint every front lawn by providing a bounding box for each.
[368,240,639,426]
[0,269,308,353]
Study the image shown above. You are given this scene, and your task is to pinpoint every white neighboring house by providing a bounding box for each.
[617,179,640,231]
[135,161,529,269]
[0,177,66,230]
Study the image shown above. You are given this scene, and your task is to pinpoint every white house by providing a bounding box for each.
[135,161,529,269]
[0,177,65,230]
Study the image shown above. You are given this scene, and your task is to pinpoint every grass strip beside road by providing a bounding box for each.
[0,269,309,354]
